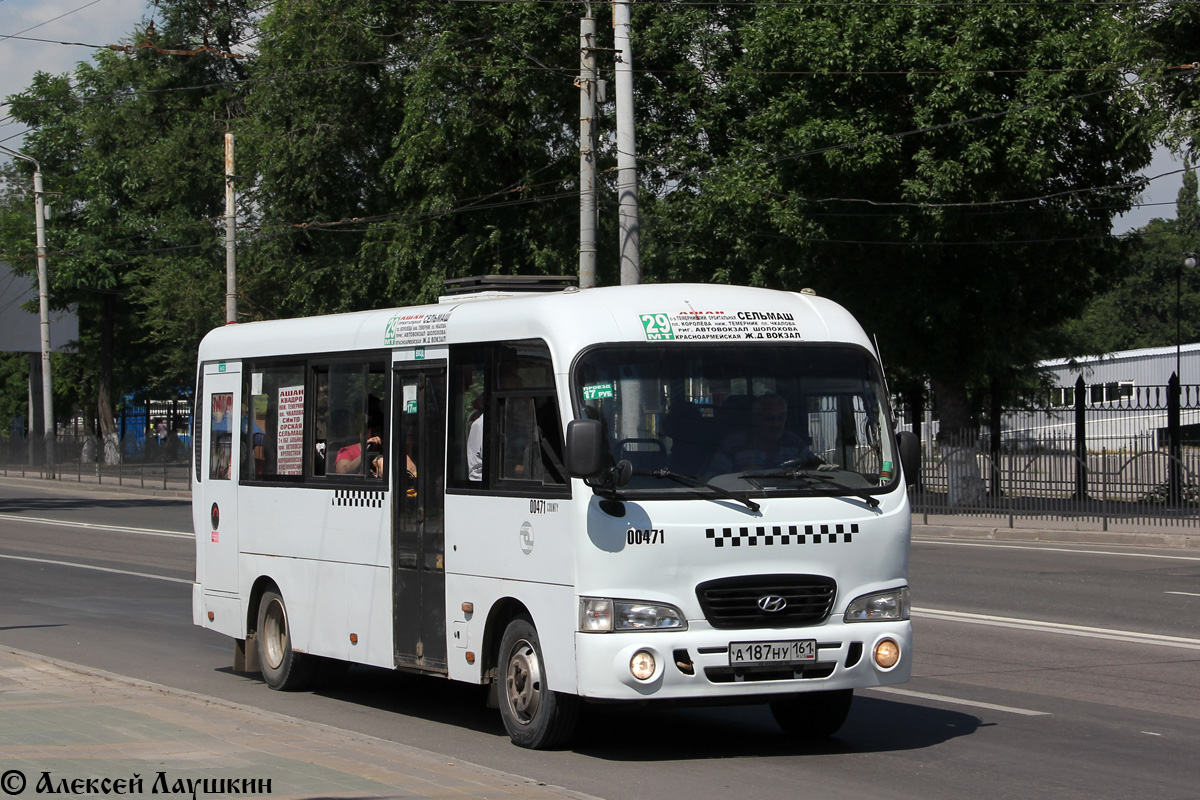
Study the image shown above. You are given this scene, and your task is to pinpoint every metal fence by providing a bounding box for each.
[902,378,1200,529]
[6,381,1200,528]
[1,431,193,492]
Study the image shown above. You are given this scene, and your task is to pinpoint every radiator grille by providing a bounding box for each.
[696,574,836,629]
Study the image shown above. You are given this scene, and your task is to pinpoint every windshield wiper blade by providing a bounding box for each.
[742,469,881,509]
[636,468,760,512]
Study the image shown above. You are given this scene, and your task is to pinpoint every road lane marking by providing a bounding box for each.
[867,686,1050,716]
[0,513,190,539]
[1166,591,1200,597]
[914,607,1200,651]
[913,538,1200,562]
[0,552,191,584]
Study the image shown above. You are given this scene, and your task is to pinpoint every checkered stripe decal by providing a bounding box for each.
[333,489,384,508]
[706,523,858,547]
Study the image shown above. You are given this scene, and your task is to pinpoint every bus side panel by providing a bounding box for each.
[443,572,577,692]
[445,496,574,593]
[238,486,390,568]
[240,553,394,669]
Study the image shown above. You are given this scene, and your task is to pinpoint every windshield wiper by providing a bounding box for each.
[742,468,881,509]
[635,468,760,512]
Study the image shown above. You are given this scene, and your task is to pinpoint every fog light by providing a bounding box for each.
[874,638,900,670]
[630,649,656,681]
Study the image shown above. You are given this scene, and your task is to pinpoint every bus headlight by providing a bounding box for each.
[579,598,687,632]
[844,586,910,622]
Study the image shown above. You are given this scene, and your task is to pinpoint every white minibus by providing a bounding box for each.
[192,277,918,748]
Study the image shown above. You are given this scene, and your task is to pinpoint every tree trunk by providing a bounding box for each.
[932,378,984,507]
[97,294,121,465]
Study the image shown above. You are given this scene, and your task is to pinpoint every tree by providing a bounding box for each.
[634,3,1158,435]
[1061,165,1200,355]
[237,0,589,316]
[0,1,251,455]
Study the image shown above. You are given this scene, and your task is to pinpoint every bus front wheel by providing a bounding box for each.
[769,689,853,739]
[497,617,579,749]
[256,590,316,691]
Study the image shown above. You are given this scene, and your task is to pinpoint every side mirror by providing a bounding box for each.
[897,431,920,487]
[565,419,605,479]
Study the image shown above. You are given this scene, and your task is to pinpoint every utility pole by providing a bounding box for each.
[612,0,640,285]
[225,133,238,324]
[32,168,54,476]
[579,7,598,289]
[1,146,56,477]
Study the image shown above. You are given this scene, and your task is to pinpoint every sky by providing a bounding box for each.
[0,0,1188,234]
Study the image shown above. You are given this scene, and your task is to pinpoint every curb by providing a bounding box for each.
[913,523,1200,550]
[0,473,190,500]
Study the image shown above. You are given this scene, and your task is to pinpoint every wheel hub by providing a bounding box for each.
[505,638,542,724]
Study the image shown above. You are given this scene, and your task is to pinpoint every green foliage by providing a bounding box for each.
[0,0,1179,436]
[1060,169,1200,356]
[0,1,248,429]
[0,354,31,434]
[634,0,1158,429]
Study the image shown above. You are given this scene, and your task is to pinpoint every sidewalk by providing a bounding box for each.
[914,512,1200,549]
[0,646,592,800]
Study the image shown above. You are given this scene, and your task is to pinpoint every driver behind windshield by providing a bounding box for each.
[706,393,818,476]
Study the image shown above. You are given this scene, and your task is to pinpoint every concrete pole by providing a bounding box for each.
[225,133,238,324]
[579,12,598,289]
[32,169,55,476]
[612,0,640,285]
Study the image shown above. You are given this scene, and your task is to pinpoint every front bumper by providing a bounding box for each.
[574,619,911,701]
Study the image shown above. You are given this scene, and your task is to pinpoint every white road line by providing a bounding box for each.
[913,538,1200,562]
[0,552,191,584]
[913,607,1200,651]
[1166,591,1200,597]
[0,513,190,539]
[867,686,1050,716]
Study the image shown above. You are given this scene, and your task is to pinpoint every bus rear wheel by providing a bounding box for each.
[257,590,316,691]
[769,689,853,739]
[497,617,579,749]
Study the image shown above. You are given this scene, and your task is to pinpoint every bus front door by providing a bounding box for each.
[392,364,448,673]
[200,363,240,595]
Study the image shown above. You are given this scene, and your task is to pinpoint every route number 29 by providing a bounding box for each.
[640,313,675,340]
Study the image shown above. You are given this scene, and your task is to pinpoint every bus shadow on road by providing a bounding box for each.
[572,695,982,760]
[297,666,981,758]
[0,497,186,513]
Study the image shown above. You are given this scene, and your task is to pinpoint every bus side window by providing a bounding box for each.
[448,340,567,492]
[449,345,487,486]
[242,361,306,482]
[495,342,566,489]
[312,359,388,480]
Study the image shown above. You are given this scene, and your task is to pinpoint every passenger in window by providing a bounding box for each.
[707,394,819,475]
[467,406,484,481]
[403,420,418,497]
[336,418,384,476]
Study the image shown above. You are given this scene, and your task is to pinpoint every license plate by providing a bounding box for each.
[728,639,817,666]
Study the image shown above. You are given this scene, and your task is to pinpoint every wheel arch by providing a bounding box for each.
[246,575,279,636]
[480,597,531,686]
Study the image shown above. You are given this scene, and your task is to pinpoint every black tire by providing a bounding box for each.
[769,689,853,739]
[256,589,317,691]
[497,616,580,749]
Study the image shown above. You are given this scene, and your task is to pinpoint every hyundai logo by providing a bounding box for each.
[757,594,788,613]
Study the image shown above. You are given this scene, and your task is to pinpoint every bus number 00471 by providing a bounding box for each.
[628,528,663,545]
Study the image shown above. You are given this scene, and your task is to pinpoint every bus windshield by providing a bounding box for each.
[573,343,900,500]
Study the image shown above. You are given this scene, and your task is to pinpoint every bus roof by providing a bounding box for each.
[196,283,875,366]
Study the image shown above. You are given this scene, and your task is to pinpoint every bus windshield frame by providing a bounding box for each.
[571,342,902,502]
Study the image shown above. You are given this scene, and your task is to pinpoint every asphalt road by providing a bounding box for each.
[1,475,1198,800]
